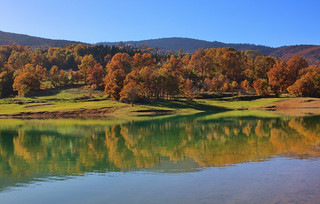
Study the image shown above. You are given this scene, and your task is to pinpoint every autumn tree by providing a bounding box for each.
[188,49,216,87]
[70,69,82,84]
[0,65,14,98]
[219,50,247,82]
[87,63,106,89]
[132,53,154,69]
[253,79,269,96]
[107,53,132,74]
[267,61,288,96]
[120,81,143,105]
[183,79,194,101]
[286,55,309,86]
[78,54,96,84]
[49,65,60,87]
[35,65,47,82]
[140,67,157,98]
[241,79,251,92]
[287,71,320,97]
[104,68,126,100]
[58,69,69,86]
[254,56,275,79]
[104,53,133,100]
[13,72,40,96]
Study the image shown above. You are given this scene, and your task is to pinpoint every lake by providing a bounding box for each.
[0,114,320,203]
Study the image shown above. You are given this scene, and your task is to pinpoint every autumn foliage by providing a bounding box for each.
[0,43,318,100]
[13,72,40,96]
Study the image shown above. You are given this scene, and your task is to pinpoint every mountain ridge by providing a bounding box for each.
[1,30,319,65]
[0,30,81,47]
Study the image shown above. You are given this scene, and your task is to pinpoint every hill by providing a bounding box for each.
[1,30,319,65]
[99,37,276,55]
[0,30,82,47]
[99,38,320,65]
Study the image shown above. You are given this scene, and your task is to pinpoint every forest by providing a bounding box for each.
[0,43,319,104]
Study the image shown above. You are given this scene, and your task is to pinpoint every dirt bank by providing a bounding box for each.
[261,98,320,116]
[0,107,118,119]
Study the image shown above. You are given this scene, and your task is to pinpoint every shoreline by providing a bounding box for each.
[0,98,319,119]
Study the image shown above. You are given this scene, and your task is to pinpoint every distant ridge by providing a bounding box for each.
[99,38,320,65]
[0,30,319,65]
[0,30,82,47]
[98,37,275,55]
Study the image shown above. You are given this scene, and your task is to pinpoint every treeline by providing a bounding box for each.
[0,44,320,101]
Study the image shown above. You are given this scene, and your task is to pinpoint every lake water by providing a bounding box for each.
[0,114,320,203]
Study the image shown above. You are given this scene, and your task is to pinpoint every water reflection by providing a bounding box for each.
[0,115,319,190]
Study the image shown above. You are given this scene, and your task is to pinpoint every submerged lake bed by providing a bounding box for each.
[0,114,319,203]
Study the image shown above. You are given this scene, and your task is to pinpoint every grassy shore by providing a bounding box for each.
[0,87,297,119]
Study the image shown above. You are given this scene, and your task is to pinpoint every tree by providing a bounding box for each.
[286,55,308,86]
[104,68,126,100]
[219,50,247,82]
[107,53,132,74]
[35,65,47,82]
[59,69,69,86]
[132,53,154,69]
[139,66,158,99]
[87,63,106,89]
[287,71,320,97]
[70,69,82,84]
[120,81,143,105]
[267,61,288,96]
[78,54,96,84]
[241,79,251,91]
[254,56,275,79]
[253,79,269,96]
[183,79,194,101]
[0,65,14,98]
[49,65,60,87]
[13,72,40,96]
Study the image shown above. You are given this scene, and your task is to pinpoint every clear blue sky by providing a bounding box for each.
[0,0,319,47]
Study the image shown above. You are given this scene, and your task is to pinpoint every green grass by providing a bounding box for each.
[0,87,286,119]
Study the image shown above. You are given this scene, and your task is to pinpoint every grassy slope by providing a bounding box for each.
[0,87,283,119]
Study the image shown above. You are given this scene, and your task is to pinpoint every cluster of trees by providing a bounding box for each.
[1,43,319,101]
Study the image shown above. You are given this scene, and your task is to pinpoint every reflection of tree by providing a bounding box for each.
[0,116,319,179]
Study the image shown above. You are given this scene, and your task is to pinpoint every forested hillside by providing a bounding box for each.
[1,43,319,101]
[0,30,81,47]
[1,30,320,65]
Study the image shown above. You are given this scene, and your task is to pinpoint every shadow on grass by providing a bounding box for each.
[146,100,230,113]
[31,84,83,98]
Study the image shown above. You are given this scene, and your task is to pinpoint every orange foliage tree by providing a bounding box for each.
[104,69,126,100]
[288,71,320,97]
[132,53,154,70]
[119,80,143,105]
[87,63,106,89]
[13,72,40,96]
[267,61,288,96]
[241,79,251,91]
[286,55,309,86]
[253,78,269,96]
[219,50,247,82]
[78,54,96,84]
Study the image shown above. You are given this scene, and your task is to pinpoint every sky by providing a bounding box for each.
[0,0,320,47]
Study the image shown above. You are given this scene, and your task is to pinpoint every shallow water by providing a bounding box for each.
[0,114,319,203]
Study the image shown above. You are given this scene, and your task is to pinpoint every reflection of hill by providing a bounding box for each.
[0,116,319,190]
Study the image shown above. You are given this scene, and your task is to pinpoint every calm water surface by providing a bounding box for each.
[0,114,319,203]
